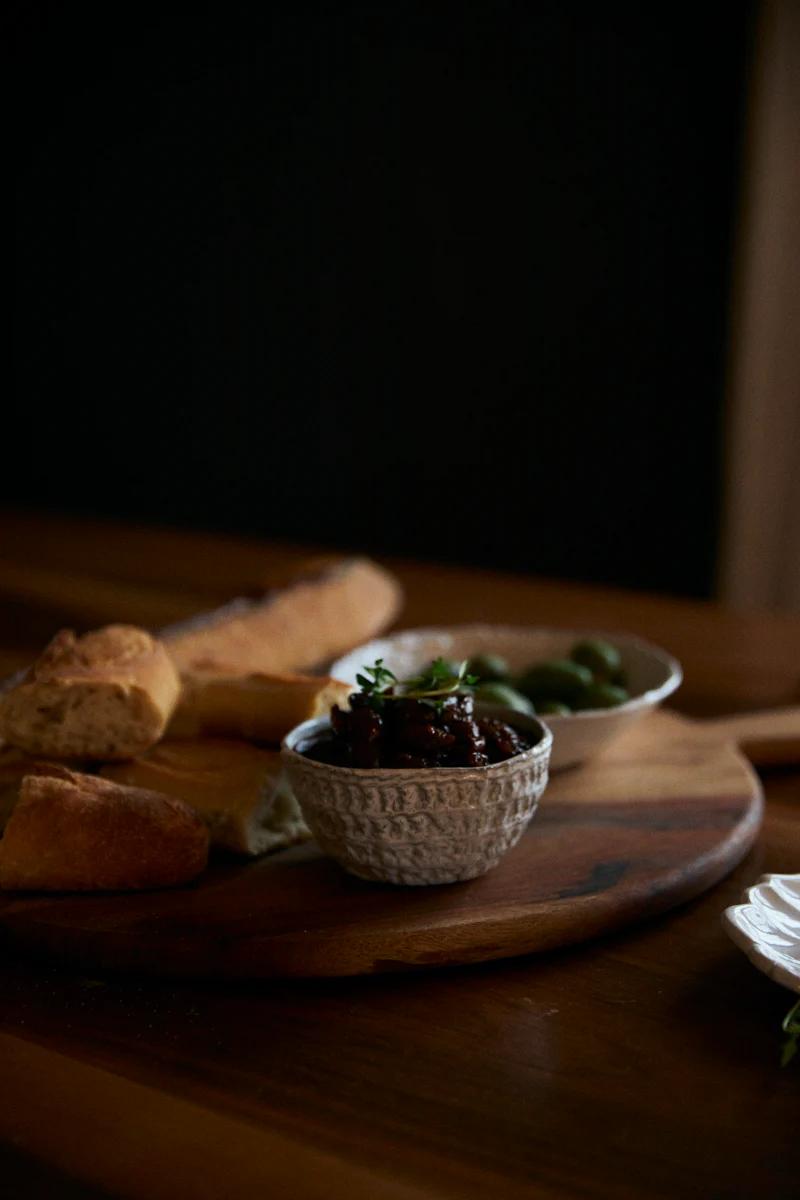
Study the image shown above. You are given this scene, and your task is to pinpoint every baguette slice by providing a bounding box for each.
[0,767,208,892]
[0,745,32,832]
[162,556,402,675]
[101,739,310,856]
[0,746,99,833]
[0,625,181,761]
[169,670,351,745]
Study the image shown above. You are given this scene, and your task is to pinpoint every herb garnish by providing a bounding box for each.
[354,659,398,710]
[354,656,478,710]
[403,657,479,699]
[781,997,800,1067]
[355,659,397,696]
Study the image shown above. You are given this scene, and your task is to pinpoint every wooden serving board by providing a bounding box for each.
[1,708,795,980]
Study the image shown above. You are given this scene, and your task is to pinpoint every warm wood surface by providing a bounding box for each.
[1,510,799,715]
[0,511,798,1200]
[0,712,765,980]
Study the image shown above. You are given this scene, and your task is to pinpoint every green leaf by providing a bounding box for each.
[354,656,478,705]
[355,659,397,698]
[781,997,800,1067]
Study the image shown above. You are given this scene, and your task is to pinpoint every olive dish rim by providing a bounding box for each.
[331,625,683,721]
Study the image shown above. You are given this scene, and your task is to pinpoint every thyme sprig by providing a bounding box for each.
[354,659,398,710]
[402,657,479,699]
[354,656,478,709]
[355,659,397,696]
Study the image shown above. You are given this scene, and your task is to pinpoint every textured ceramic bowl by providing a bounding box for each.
[723,873,800,993]
[281,710,552,886]
[332,625,682,770]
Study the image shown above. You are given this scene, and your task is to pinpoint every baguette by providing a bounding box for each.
[0,749,98,832]
[162,557,402,674]
[101,739,310,856]
[0,767,208,891]
[0,625,181,761]
[168,670,351,745]
[0,745,32,832]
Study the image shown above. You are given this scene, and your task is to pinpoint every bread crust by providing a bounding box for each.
[0,745,33,832]
[168,670,351,745]
[0,768,208,891]
[162,557,402,674]
[0,625,181,760]
[0,747,98,832]
[101,739,310,856]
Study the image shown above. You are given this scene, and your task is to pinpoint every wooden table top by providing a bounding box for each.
[0,511,798,1200]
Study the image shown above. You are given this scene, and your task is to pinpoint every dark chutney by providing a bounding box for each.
[303,692,532,769]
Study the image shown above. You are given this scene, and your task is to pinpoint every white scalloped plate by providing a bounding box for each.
[723,873,800,993]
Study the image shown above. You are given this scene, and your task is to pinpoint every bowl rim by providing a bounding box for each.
[281,710,553,780]
[330,624,683,720]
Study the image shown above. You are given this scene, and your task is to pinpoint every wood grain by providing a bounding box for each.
[0,778,797,1200]
[0,713,762,979]
[0,512,797,1200]
[0,1033,450,1200]
[1,511,799,715]
[697,705,800,765]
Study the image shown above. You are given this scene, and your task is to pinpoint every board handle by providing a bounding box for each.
[699,707,800,767]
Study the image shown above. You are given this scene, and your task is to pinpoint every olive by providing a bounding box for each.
[393,698,439,723]
[535,699,572,716]
[572,682,630,710]
[466,653,510,683]
[477,717,529,763]
[349,704,384,767]
[397,723,456,753]
[611,668,628,688]
[330,704,351,737]
[444,714,485,747]
[473,681,535,715]
[570,639,622,682]
[439,693,475,720]
[389,752,436,769]
[456,748,490,768]
[517,659,593,704]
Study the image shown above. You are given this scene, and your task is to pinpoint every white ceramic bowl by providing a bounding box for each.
[332,625,682,770]
[723,874,800,994]
[281,711,552,886]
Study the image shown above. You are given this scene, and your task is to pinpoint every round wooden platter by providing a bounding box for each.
[0,710,773,979]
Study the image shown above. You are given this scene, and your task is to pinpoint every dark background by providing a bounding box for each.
[12,2,755,596]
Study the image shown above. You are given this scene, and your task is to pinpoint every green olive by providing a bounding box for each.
[517,659,593,704]
[570,639,622,682]
[572,682,630,710]
[535,699,572,716]
[473,682,535,715]
[467,653,510,683]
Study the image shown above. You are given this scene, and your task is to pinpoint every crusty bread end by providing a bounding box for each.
[0,767,208,891]
[101,739,310,856]
[0,625,181,760]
